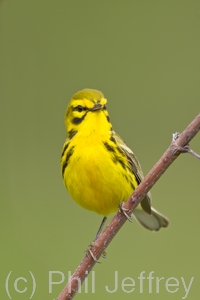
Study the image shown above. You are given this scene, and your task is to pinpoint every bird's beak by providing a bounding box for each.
[90,103,102,111]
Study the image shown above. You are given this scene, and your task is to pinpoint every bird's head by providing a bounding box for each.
[65,89,111,138]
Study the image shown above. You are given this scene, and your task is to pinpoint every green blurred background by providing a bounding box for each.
[1,1,200,299]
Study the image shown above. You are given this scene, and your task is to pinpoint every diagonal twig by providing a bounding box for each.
[57,113,200,300]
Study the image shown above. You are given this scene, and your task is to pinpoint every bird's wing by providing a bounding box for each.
[114,132,152,214]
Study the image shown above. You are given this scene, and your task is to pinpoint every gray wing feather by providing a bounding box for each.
[114,132,152,214]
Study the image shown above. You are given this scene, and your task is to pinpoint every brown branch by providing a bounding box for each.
[57,113,200,300]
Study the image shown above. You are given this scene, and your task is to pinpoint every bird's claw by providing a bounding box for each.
[85,243,101,263]
[118,202,132,222]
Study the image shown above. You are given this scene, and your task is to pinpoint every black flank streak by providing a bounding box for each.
[106,116,110,123]
[117,158,126,171]
[104,142,115,152]
[122,174,129,183]
[112,155,126,171]
[110,135,116,144]
[116,146,125,156]
[61,143,69,158]
[68,129,77,139]
[130,181,135,191]
[62,146,75,175]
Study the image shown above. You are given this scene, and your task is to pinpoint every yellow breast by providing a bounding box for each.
[63,134,137,216]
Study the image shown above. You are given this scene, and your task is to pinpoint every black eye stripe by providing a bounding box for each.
[72,105,87,112]
[72,116,85,124]
[72,111,88,124]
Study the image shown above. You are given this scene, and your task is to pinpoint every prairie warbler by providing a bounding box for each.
[61,89,169,238]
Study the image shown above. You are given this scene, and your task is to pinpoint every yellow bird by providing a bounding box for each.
[61,89,169,238]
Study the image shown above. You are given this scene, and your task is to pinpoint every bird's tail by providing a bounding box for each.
[133,207,169,231]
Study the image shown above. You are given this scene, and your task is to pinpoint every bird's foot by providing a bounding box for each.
[118,201,132,222]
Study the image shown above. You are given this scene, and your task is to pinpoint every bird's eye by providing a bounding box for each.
[75,105,84,112]
[103,105,107,110]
